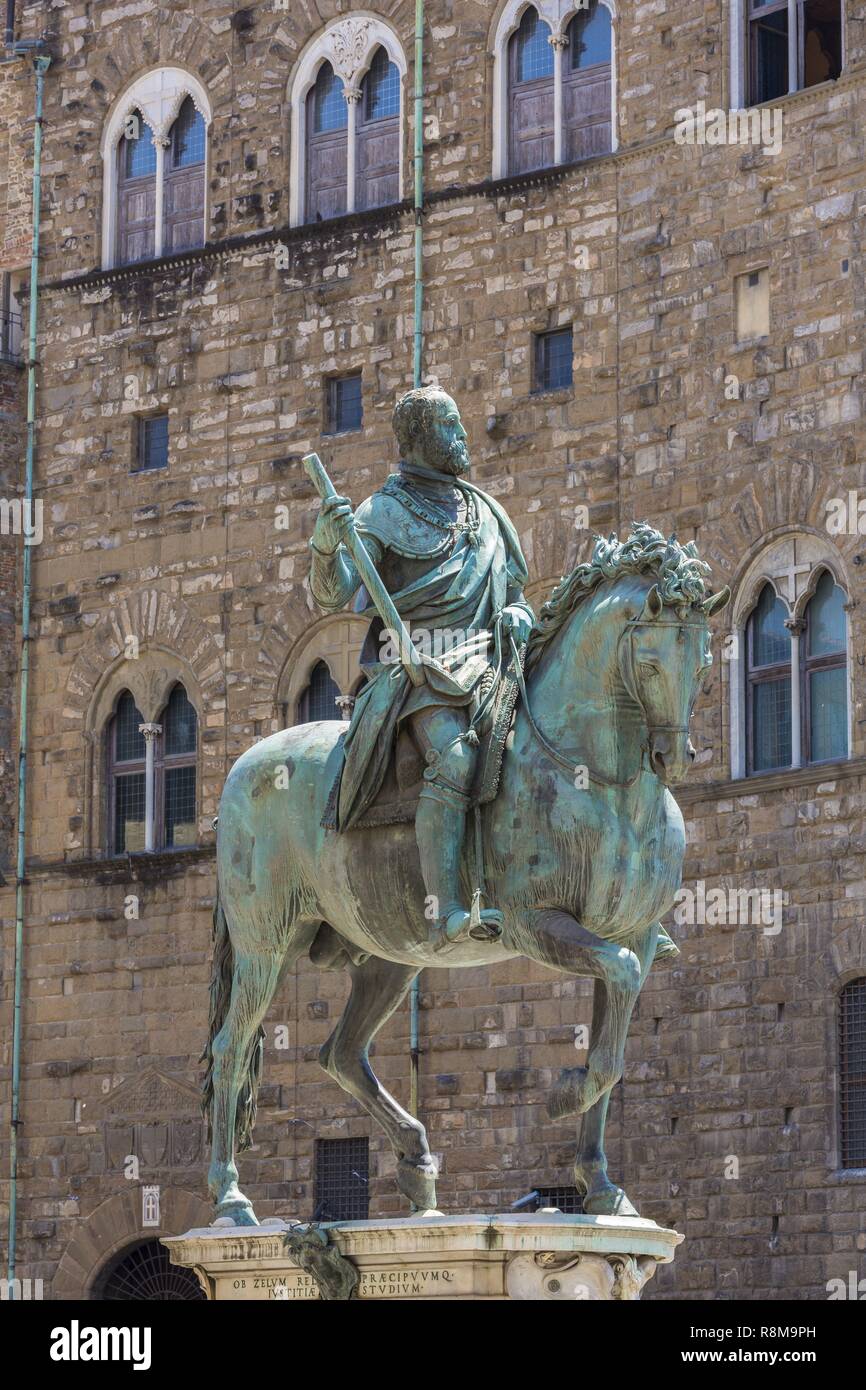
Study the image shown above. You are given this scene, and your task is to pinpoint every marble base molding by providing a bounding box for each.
[162,1211,684,1301]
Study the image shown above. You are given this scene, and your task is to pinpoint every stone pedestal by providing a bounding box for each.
[163,1211,683,1301]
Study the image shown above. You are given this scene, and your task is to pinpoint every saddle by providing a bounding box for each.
[320,647,523,832]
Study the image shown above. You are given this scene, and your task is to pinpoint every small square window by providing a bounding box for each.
[134,414,169,473]
[533,328,573,393]
[735,267,770,342]
[326,374,363,435]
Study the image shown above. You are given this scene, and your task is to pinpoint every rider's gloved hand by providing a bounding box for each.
[500,604,533,647]
[312,494,354,554]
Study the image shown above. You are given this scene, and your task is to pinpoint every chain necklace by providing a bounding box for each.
[383,473,482,548]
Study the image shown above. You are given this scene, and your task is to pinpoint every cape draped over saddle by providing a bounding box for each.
[332,475,529,831]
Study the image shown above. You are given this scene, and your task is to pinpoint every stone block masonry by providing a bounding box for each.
[0,1,864,1300]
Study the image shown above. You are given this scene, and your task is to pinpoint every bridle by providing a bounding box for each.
[511,615,706,787]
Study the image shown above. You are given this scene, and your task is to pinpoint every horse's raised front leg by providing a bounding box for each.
[575,921,659,1217]
[516,909,642,1118]
[319,953,437,1212]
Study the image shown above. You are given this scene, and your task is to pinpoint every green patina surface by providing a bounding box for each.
[202,390,730,1227]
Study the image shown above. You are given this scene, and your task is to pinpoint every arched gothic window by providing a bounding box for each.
[297,661,341,724]
[108,684,197,853]
[743,567,848,775]
[291,20,406,226]
[496,2,615,178]
[102,69,211,269]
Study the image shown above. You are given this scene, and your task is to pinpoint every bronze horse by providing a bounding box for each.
[204,525,729,1224]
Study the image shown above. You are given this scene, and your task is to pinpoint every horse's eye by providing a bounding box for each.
[639,661,660,675]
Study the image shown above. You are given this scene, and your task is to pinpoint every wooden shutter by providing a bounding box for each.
[508,20,554,176]
[563,8,612,163]
[306,65,348,222]
[164,98,206,254]
[356,48,400,211]
[164,168,205,253]
[563,65,611,162]
[117,130,156,265]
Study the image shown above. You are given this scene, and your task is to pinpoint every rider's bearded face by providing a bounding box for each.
[421,400,470,476]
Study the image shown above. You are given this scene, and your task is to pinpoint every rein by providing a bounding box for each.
[510,615,699,788]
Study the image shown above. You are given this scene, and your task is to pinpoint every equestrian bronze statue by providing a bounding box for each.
[203,387,730,1226]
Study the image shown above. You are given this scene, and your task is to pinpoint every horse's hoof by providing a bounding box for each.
[397,1156,438,1211]
[580,1183,639,1218]
[213,1197,259,1227]
[548,1066,589,1121]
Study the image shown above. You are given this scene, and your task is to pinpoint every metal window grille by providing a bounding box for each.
[94,1239,206,1301]
[315,1137,370,1221]
[170,96,206,169]
[326,374,363,434]
[136,415,169,472]
[365,47,400,120]
[536,1186,582,1214]
[314,63,348,133]
[515,8,554,82]
[839,978,866,1169]
[534,327,573,392]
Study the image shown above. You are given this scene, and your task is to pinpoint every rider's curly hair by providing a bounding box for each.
[392,386,453,456]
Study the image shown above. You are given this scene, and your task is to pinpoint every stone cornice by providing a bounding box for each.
[675,755,866,806]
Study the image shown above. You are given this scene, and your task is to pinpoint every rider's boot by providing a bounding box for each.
[416,778,503,952]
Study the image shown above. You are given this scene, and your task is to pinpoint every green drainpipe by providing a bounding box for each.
[7,49,50,1292]
[409,0,424,1145]
[412,0,424,389]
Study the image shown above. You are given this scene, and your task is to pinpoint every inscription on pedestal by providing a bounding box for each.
[221,1266,461,1300]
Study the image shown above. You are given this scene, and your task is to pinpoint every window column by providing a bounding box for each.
[153,138,168,258]
[549,32,568,165]
[344,86,362,214]
[138,721,162,852]
[785,617,804,769]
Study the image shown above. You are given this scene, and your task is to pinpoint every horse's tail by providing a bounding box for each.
[201,882,265,1152]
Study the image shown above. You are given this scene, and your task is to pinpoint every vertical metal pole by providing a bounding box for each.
[409,0,424,1150]
[8,51,50,1292]
[412,0,424,389]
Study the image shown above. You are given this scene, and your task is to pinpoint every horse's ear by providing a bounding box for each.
[702,585,731,617]
[642,584,663,620]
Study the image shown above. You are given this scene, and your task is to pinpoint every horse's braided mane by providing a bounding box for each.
[526,522,712,669]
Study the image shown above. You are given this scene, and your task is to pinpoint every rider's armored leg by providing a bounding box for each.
[410,707,503,948]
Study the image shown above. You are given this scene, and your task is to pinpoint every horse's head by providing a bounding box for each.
[621,582,730,785]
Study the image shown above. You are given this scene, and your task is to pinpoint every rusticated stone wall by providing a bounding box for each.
[0,0,864,1301]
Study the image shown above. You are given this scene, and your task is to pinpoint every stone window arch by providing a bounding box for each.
[277,614,369,725]
[288,17,407,228]
[729,1,844,110]
[491,0,616,180]
[100,67,211,270]
[729,533,851,779]
[105,679,198,856]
